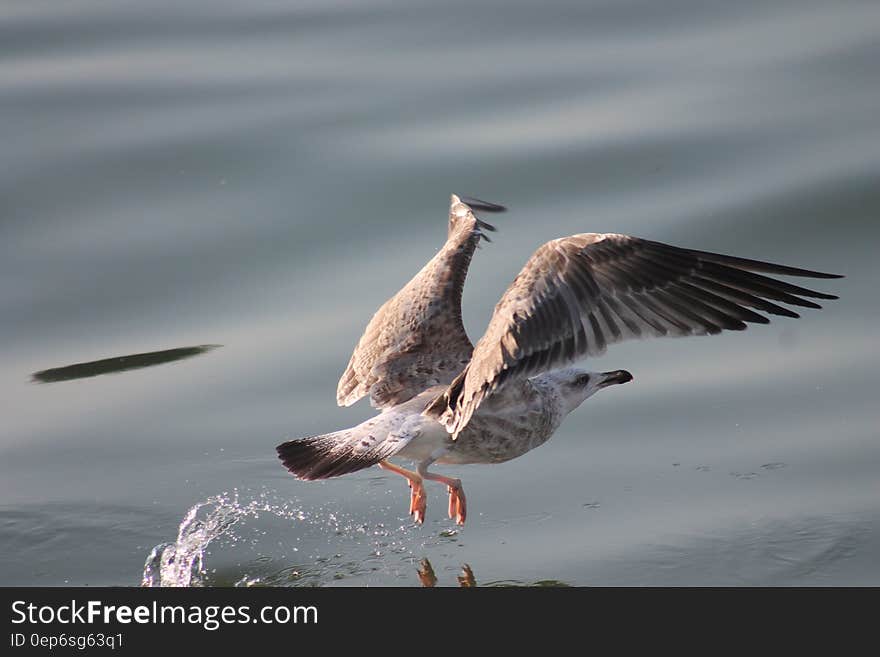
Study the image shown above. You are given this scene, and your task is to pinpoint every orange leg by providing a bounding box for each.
[378,460,427,524]
[418,468,467,525]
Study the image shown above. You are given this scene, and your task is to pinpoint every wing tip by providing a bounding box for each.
[336,368,366,407]
[651,240,844,281]
[458,195,507,214]
[806,271,844,280]
[335,389,357,407]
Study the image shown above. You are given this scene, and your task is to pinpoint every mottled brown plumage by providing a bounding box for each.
[336,194,501,409]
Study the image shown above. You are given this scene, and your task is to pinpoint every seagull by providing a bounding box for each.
[277,194,841,525]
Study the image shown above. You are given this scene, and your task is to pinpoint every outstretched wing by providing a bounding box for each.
[427,233,842,436]
[337,194,505,409]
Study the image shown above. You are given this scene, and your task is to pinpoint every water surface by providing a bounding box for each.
[2,0,879,586]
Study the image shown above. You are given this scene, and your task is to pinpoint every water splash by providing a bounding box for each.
[141,487,460,587]
[142,491,306,587]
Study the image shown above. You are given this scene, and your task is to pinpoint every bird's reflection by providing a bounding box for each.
[417,558,437,587]
[32,344,220,383]
[417,558,475,587]
[417,558,570,587]
[457,564,476,587]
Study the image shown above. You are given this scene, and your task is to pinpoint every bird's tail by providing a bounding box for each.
[277,422,405,480]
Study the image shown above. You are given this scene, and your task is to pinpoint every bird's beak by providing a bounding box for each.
[599,370,633,387]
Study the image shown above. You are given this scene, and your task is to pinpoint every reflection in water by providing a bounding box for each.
[458,564,476,588]
[417,559,568,587]
[32,344,220,383]
[416,558,438,587]
[416,560,477,587]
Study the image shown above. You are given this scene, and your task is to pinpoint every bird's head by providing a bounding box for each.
[551,367,633,414]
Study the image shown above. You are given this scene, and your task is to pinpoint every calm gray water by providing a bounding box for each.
[2,0,879,586]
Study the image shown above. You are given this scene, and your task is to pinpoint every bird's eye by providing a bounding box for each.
[576,373,591,386]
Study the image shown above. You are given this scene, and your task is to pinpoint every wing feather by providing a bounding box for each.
[337,195,505,408]
[426,233,841,436]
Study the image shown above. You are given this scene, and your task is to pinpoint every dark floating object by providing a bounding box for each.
[32,344,221,383]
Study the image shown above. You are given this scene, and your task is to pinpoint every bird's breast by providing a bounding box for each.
[437,385,559,465]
